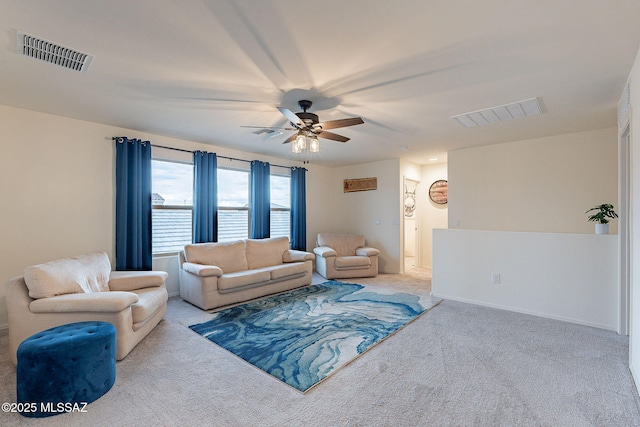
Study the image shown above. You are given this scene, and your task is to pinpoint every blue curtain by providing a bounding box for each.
[290,167,307,250]
[115,137,152,270]
[250,160,270,239]
[193,151,218,243]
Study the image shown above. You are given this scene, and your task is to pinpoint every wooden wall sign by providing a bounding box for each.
[344,177,377,193]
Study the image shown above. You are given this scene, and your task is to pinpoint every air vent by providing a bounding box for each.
[451,98,542,128]
[16,31,93,72]
[252,129,283,138]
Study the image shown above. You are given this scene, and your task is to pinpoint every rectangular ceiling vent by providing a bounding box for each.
[252,128,283,138]
[451,98,542,128]
[16,31,93,73]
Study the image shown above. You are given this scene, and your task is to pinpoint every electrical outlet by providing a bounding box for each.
[491,273,501,284]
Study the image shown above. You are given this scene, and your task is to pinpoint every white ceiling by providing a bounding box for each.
[1,0,639,167]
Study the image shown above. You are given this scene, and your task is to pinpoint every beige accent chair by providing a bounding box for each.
[6,251,168,365]
[179,237,314,310]
[314,233,380,279]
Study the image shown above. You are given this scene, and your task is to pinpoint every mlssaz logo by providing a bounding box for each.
[40,402,88,413]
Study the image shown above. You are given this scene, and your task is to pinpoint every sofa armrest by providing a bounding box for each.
[314,246,337,258]
[109,271,168,291]
[356,247,380,257]
[29,291,139,313]
[283,250,314,263]
[182,262,223,277]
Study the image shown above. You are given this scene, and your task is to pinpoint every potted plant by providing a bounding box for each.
[585,203,618,234]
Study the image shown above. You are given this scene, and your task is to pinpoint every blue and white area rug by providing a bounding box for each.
[189,280,441,393]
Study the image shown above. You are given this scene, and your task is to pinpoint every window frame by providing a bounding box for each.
[269,171,291,240]
[151,157,194,256]
[217,166,251,243]
[150,156,293,254]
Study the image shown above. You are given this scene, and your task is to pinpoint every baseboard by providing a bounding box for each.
[168,291,180,298]
[431,293,616,331]
[0,323,8,331]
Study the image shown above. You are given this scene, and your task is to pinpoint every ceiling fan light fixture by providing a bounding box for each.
[309,135,319,153]
[295,131,307,150]
[245,99,363,157]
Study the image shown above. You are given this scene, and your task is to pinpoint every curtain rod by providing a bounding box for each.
[112,138,302,170]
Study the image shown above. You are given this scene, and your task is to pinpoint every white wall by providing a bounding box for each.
[419,163,448,268]
[448,127,619,234]
[436,126,621,333]
[433,229,618,330]
[0,104,333,328]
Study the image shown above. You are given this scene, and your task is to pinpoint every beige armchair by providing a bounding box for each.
[313,233,380,279]
[5,251,168,365]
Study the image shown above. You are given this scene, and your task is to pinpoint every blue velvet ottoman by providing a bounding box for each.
[16,321,116,418]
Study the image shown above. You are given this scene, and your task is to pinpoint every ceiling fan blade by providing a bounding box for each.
[317,131,350,143]
[317,117,364,130]
[282,133,297,144]
[277,107,302,127]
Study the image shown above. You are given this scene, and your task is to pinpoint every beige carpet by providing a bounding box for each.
[1,268,639,426]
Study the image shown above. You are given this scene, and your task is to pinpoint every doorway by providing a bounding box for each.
[619,122,631,335]
[404,178,420,270]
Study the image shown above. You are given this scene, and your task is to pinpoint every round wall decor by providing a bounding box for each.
[429,180,448,204]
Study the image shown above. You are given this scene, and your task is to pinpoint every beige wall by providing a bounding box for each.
[0,104,407,328]
[0,106,117,329]
[0,104,334,328]
[448,127,619,234]
[329,159,403,273]
[627,45,640,390]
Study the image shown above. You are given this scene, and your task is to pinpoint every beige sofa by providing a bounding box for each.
[179,237,314,310]
[6,251,168,365]
[314,233,380,279]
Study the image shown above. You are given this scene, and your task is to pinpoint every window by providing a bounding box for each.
[151,159,291,252]
[151,159,193,254]
[270,174,291,239]
[218,168,250,242]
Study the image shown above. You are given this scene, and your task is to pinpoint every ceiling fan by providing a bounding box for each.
[243,100,364,152]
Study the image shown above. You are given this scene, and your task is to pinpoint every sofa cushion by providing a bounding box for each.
[130,287,169,325]
[29,291,139,313]
[317,234,366,257]
[269,262,309,281]
[245,237,289,270]
[24,251,111,299]
[335,256,371,269]
[218,270,271,293]
[108,271,167,291]
[184,240,248,274]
